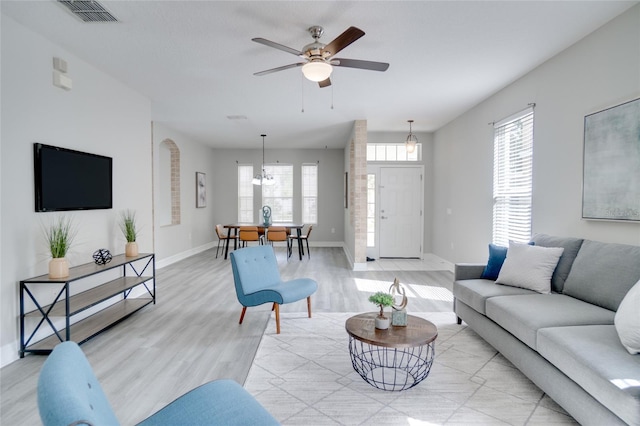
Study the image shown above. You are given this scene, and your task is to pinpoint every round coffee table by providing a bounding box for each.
[345,312,438,391]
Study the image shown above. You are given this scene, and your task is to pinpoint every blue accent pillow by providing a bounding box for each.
[481,244,508,280]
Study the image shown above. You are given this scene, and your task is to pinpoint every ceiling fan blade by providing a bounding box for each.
[322,26,365,57]
[333,58,389,72]
[252,38,302,56]
[318,78,331,88]
[254,63,304,76]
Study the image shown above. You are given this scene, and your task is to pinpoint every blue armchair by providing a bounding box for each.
[230,245,318,334]
[37,341,279,426]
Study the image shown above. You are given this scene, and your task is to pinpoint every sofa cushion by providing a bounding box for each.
[563,240,640,311]
[614,279,640,354]
[453,279,535,314]
[530,234,584,293]
[496,242,564,294]
[485,294,615,350]
[480,244,508,280]
[537,325,640,426]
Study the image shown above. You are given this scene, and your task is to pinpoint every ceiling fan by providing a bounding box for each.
[252,26,389,88]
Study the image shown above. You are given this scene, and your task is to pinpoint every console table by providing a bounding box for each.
[20,253,155,357]
[345,312,438,391]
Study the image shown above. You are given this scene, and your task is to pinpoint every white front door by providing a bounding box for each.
[379,167,423,258]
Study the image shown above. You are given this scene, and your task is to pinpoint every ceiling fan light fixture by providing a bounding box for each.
[405,120,418,154]
[302,61,332,82]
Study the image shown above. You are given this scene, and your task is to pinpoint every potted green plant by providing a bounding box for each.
[120,210,139,257]
[44,216,76,278]
[368,291,394,329]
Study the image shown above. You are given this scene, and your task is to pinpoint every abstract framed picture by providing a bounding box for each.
[582,98,640,221]
[196,172,206,208]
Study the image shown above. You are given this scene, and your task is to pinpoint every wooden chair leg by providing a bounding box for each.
[239,306,247,324]
[274,303,280,334]
[307,296,312,318]
[306,239,310,259]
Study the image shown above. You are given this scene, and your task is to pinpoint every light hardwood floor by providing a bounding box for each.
[1,246,454,425]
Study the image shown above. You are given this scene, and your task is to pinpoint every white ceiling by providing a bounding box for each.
[2,1,636,149]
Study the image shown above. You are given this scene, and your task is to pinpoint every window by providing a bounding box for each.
[302,163,318,224]
[238,164,253,222]
[367,143,421,162]
[492,107,534,247]
[367,174,376,247]
[262,164,293,222]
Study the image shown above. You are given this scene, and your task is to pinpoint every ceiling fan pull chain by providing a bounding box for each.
[301,72,305,113]
[331,83,334,110]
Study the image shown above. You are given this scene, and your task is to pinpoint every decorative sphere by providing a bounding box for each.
[93,249,112,265]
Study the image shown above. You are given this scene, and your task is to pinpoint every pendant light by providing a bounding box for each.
[252,134,275,186]
[405,120,418,154]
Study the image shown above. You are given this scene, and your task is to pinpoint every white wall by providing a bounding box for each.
[1,15,153,366]
[432,5,640,264]
[211,147,345,244]
[152,122,217,266]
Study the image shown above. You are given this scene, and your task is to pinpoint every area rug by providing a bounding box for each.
[244,312,577,425]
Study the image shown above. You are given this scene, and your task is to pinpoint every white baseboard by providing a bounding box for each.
[155,242,215,269]
[1,342,19,368]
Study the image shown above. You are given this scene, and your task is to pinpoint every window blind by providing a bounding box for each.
[302,163,318,224]
[237,164,253,222]
[262,164,293,222]
[492,108,534,247]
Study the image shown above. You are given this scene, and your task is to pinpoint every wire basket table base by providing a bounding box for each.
[348,336,435,391]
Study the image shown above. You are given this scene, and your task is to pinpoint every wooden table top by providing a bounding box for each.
[345,312,438,348]
[223,223,305,229]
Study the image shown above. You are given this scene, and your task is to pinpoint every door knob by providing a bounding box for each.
[381,216,388,219]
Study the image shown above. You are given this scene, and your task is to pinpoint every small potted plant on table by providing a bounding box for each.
[368,291,394,330]
[120,210,139,257]
[44,216,76,278]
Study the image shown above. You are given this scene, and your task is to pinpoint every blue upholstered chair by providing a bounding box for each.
[37,341,279,426]
[230,245,318,334]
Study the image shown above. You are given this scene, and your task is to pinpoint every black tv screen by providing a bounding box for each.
[34,143,113,212]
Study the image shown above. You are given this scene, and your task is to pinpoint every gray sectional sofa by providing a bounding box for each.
[453,234,640,425]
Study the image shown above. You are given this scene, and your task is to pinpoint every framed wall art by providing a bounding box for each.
[582,98,640,221]
[196,172,206,208]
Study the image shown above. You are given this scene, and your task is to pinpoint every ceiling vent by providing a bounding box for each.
[57,0,118,23]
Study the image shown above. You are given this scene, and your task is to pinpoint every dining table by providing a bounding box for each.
[223,223,306,260]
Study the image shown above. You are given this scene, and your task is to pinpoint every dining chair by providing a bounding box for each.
[238,226,261,247]
[289,224,313,259]
[215,224,237,258]
[230,245,317,334]
[266,226,289,253]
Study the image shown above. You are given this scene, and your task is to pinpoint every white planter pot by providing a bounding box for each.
[375,316,390,330]
[125,242,139,257]
[49,258,69,279]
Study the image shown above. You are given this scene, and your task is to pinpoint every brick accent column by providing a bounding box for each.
[352,120,367,264]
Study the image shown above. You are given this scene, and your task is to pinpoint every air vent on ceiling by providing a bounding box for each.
[57,0,118,23]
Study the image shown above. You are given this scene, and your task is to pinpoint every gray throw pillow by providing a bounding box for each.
[530,234,584,293]
[563,240,640,311]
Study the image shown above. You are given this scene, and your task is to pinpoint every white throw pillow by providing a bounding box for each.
[496,242,564,294]
[614,279,640,355]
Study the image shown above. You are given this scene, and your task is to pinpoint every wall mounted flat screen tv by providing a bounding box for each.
[34,143,113,212]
